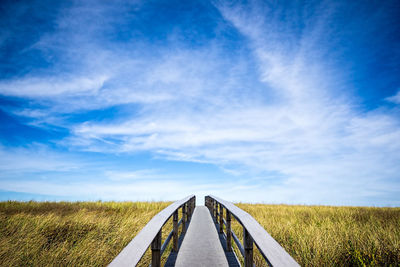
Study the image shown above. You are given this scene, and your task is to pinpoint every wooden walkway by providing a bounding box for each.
[175,206,229,267]
[109,195,299,267]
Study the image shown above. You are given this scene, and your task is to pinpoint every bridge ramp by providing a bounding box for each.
[175,206,229,267]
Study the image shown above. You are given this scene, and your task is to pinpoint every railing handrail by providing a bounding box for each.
[208,195,299,267]
[109,195,195,266]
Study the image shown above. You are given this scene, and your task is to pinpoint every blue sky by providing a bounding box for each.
[0,0,399,206]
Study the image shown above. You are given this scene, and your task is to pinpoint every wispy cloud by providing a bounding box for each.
[0,0,399,205]
[386,89,400,104]
[0,75,108,97]
[104,169,163,181]
[0,144,82,173]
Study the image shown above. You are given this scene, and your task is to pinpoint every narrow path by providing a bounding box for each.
[175,206,229,267]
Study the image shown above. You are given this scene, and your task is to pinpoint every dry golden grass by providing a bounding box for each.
[0,201,172,267]
[233,204,400,266]
[1,201,399,266]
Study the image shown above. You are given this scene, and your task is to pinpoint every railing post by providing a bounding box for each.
[187,202,190,220]
[219,203,223,233]
[244,228,253,267]
[151,230,162,267]
[190,198,194,218]
[211,199,214,218]
[226,210,232,251]
[192,197,196,214]
[214,200,218,221]
[187,201,192,221]
[182,204,186,233]
[173,210,178,252]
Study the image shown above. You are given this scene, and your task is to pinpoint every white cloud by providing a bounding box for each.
[12,109,49,118]
[0,75,108,97]
[0,0,399,205]
[104,169,163,181]
[48,1,400,204]
[0,176,252,203]
[386,89,400,104]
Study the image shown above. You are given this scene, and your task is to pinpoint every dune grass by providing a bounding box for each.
[0,201,399,266]
[0,201,172,266]
[234,204,400,266]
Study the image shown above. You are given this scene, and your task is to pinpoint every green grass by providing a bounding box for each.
[0,201,399,266]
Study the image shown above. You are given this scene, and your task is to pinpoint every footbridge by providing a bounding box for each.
[109,195,299,267]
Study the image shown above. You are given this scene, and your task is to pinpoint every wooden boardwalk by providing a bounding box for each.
[109,195,299,267]
[175,206,229,267]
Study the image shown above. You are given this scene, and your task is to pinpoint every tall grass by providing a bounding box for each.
[233,204,400,266]
[0,201,171,266]
[1,201,399,266]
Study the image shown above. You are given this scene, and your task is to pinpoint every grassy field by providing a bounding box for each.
[235,204,400,266]
[0,201,399,266]
[0,201,172,266]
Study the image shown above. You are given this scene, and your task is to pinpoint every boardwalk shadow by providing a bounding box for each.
[164,220,189,267]
[213,219,241,267]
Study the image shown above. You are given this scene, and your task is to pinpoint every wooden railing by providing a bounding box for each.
[205,195,299,267]
[109,195,196,267]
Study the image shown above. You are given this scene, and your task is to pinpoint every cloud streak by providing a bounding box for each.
[0,0,399,205]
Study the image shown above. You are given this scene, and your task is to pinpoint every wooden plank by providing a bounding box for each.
[175,207,229,267]
[108,195,194,267]
[209,195,300,267]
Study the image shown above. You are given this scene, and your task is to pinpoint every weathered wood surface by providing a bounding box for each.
[175,206,229,267]
[209,195,300,267]
[108,195,194,267]
[151,230,161,267]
